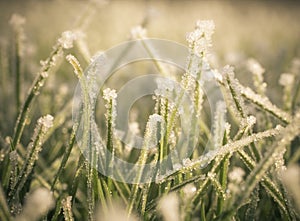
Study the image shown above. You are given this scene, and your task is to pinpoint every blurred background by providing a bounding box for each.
[1,0,299,65]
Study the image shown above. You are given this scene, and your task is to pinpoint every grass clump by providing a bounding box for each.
[0,8,300,221]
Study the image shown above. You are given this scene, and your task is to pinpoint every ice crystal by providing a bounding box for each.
[143,114,164,149]
[247,58,265,77]
[155,78,175,98]
[186,20,215,56]
[62,196,73,221]
[274,148,286,173]
[279,73,294,87]
[247,58,266,94]
[246,115,256,126]
[58,31,76,49]
[212,68,223,82]
[38,114,54,130]
[180,73,195,90]
[241,86,292,123]
[66,54,83,78]
[195,20,215,38]
[103,88,117,101]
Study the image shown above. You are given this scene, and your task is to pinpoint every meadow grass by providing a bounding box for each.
[0,6,300,221]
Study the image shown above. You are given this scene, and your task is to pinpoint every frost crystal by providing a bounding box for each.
[247,58,266,94]
[246,115,256,126]
[58,31,76,49]
[103,88,117,101]
[212,69,223,82]
[9,150,18,161]
[241,86,292,123]
[186,20,215,56]
[130,25,147,39]
[66,54,83,78]
[222,65,235,77]
[103,88,117,130]
[195,20,215,38]
[62,196,73,221]
[279,73,294,87]
[247,58,265,76]
[143,114,164,149]
[279,73,295,110]
[181,73,195,90]
[38,114,54,130]
[155,78,175,97]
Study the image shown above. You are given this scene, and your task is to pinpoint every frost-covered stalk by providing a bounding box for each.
[9,14,26,110]
[66,54,96,221]
[62,196,74,221]
[186,20,214,157]
[9,150,18,195]
[216,122,229,216]
[174,126,282,178]
[247,58,267,95]
[127,114,163,217]
[226,114,300,220]
[103,88,117,178]
[212,101,227,149]
[12,31,76,149]
[154,78,174,180]
[279,73,295,111]
[222,65,247,120]
[9,115,54,207]
[51,123,78,191]
[240,86,292,124]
